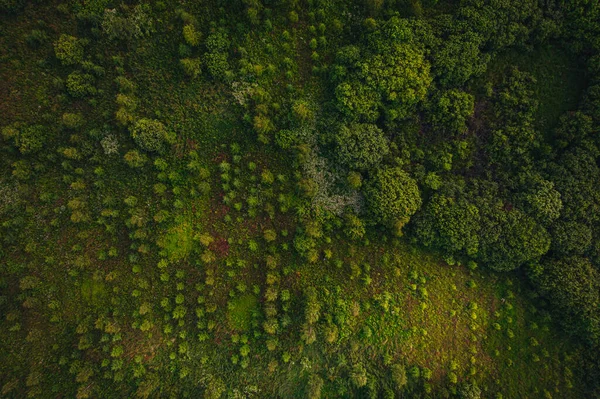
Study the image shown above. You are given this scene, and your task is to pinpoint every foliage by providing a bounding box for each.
[428,89,475,135]
[335,123,389,170]
[365,167,422,234]
[181,58,202,79]
[414,192,481,257]
[130,118,174,153]
[54,34,84,66]
[536,257,600,345]
[66,71,96,97]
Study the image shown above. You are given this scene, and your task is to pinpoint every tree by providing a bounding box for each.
[358,42,431,121]
[130,119,174,152]
[54,34,84,65]
[66,71,96,98]
[365,167,421,234]
[124,150,148,168]
[2,124,47,154]
[183,24,201,47]
[551,220,592,255]
[549,146,600,224]
[522,177,562,223]
[334,19,431,122]
[413,193,481,257]
[458,383,482,399]
[390,364,407,391]
[536,256,600,345]
[432,31,489,87]
[205,31,231,81]
[428,89,475,135]
[478,208,550,272]
[306,374,324,399]
[180,58,202,78]
[335,123,389,170]
[350,363,368,387]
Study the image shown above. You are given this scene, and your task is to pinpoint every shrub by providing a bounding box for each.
[62,113,84,129]
[54,34,84,65]
[365,167,421,234]
[350,363,368,387]
[306,374,324,399]
[181,58,202,78]
[130,118,175,152]
[390,364,407,390]
[124,150,147,168]
[4,124,47,154]
[183,24,201,47]
[66,71,96,97]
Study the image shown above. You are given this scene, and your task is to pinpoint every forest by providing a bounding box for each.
[1,0,600,398]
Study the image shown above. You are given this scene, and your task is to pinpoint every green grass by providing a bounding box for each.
[293,239,584,397]
[228,294,259,331]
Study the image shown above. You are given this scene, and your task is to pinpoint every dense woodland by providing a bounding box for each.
[1,0,600,397]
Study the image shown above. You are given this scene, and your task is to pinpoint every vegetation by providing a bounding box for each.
[1,0,599,398]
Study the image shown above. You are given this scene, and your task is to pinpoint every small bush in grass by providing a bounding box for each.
[130,118,174,152]
[62,113,84,129]
[448,371,458,384]
[181,58,202,78]
[124,150,147,168]
[183,24,201,46]
[264,229,277,242]
[350,363,368,387]
[66,71,96,97]
[54,34,84,65]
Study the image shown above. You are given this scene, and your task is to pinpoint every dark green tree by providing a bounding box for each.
[335,123,389,170]
[365,167,422,234]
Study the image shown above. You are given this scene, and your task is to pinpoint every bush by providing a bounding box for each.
[390,364,407,390]
[3,124,47,154]
[180,58,202,78]
[183,24,201,47]
[62,113,84,129]
[54,34,84,66]
[306,374,324,399]
[350,363,368,387]
[124,150,147,168]
[66,71,96,98]
[130,119,175,152]
[365,167,422,234]
[335,123,389,170]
